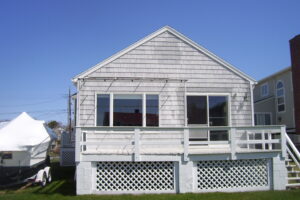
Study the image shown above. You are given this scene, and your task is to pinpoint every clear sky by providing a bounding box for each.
[0,0,299,124]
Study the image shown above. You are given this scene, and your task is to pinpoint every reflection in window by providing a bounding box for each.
[209,96,228,126]
[210,130,228,141]
[96,94,110,126]
[187,96,207,124]
[146,95,159,126]
[113,94,143,126]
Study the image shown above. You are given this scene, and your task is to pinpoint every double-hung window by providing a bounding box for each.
[276,81,285,112]
[187,95,229,141]
[96,94,159,127]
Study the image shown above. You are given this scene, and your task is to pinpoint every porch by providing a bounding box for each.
[76,125,286,161]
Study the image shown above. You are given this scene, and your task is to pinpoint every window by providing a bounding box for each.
[0,152,12,159]
[260,83,269,97]
[187,96,207,124]
[276,81,285,112]
[209,96,228,126]
[187,95,229,141]
[187,95,228,126]
[254,113,272,125]
[114,94,143,126]
[96,94,110,126]
[96,94,159,127]
[146,95,159,126]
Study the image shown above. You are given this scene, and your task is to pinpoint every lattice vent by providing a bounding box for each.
[197,159,269,190]
[96,162,174,192]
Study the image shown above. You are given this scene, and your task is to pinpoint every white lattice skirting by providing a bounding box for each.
[196,159,269,191]
[96,162,174,192]
[60,148,75,166]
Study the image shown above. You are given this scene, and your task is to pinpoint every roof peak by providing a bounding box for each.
[72,26,256,84]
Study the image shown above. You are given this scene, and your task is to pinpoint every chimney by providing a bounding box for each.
[290,35,300,134]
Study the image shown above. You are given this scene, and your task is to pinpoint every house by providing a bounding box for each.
[254,35,300,147]
[71,26,299,195]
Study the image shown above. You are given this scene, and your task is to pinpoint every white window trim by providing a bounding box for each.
[185,93,232,127]
[276,80,285,113]
[254,112,272,125]
[260,83,269,97]
[94,92,160,127]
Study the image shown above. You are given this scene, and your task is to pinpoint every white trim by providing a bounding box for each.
[142,93,146,127]
[72,26,256,84]
[250,83,255,126]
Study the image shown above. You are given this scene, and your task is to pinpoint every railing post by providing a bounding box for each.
[230,128,236,160]
[184,128,189,161]
[134,128,140,161]
[280,126,287,159]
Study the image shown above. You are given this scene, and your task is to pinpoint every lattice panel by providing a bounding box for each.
[60,148,75,166]
[96,162,174,192]
[197,159,269,190]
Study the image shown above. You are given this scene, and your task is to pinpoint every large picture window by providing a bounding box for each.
[96,94,159,127]
[113,94,143,126]
[187,96,207,124]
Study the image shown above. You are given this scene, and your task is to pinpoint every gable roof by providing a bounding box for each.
[72,26,256,84]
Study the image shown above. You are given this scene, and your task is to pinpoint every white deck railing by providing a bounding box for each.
[76,125,286,161]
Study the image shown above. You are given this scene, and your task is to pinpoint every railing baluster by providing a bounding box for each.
[280,126,286,159]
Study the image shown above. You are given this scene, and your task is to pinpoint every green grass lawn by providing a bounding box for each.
[1,161,300,200]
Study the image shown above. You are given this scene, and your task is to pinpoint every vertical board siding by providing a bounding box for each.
[79,31,252,127]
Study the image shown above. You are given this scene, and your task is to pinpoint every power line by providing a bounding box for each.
[0,97,66,108]
[0,109,67,115]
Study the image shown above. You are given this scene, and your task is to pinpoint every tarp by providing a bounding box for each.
[0,112,57,151]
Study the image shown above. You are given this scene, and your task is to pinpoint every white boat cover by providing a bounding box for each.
[0,112,57,151]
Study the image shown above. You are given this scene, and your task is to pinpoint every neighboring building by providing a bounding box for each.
[71,26,296,195]
[254,34,300,139]
[254,67,295,132]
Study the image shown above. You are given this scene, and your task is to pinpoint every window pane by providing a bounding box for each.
[277,82,283,89]
[187,96,207,124]
[277,89,284,97]
[210,130,228,141]
[278,104,285,112]
[209,96,228,126]
[265,114,271,125]
[96,94,110,126]
[146,95,159,126]
[277,97,284,105]
[113,94,142,126]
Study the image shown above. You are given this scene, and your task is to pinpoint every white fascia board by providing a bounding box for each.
[72,26,256,84]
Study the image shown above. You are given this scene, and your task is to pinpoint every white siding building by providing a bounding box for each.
[71,26,298,194]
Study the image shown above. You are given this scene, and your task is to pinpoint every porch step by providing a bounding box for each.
[287,171,300,174]
[287,164,297,168]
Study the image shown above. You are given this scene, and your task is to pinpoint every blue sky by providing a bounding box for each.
[0,0,299,123]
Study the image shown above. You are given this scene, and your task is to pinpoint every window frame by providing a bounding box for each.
[276,80,285,113]
[185,93,231,127]
[260,83,269,97]
[95,92,160,127]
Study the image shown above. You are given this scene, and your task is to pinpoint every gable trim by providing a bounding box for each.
[72,26,256,84]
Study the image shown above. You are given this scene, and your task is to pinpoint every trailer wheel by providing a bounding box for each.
[47,170,52,183]
[40,172,47,187]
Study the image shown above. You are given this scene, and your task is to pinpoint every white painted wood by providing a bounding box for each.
[134,128,140,161]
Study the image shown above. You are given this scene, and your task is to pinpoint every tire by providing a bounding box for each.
[47,170,52,183]
[40,172,47,187]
